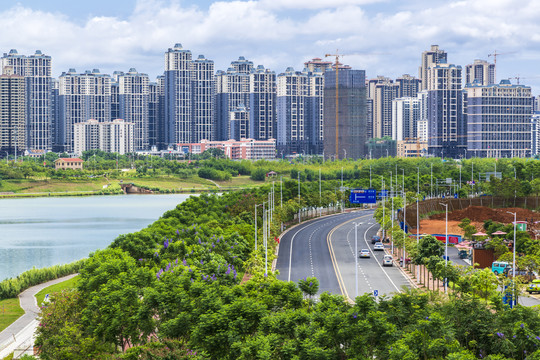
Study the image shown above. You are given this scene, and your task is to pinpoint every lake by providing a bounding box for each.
[0,194,193,281]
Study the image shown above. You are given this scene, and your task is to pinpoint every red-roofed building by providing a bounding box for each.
[54,158,84,170]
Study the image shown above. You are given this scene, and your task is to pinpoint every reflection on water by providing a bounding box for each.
[0,194,192,280]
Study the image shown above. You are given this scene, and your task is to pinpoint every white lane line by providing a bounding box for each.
[362,223,402,293]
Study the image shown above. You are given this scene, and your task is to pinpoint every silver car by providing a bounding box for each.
[373,242,385,251]
[383,255,393,267]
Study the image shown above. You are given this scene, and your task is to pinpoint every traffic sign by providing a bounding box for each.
[374,290,379,297]
[349,189,377,204]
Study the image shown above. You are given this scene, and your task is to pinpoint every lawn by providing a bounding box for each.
[0,298,24,333]
[1,179,108,193]
[35,276,79,306]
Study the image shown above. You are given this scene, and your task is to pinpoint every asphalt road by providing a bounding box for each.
[330,218,412,301]
[276,210,411,300]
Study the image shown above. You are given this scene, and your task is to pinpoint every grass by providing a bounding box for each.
[0,298,24,333]
[35,276,79,306]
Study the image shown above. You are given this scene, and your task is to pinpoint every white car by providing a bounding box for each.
[359,249,371,258]
[383,255,393,267]
[373,242,385,251]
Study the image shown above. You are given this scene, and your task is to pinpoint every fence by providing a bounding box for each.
[401,196,540,229]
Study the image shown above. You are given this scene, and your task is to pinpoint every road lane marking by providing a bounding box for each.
[362,223,403,293]
[327,214,372,302]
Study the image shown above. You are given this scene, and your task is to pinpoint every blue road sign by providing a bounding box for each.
[349,189,377,204]
[454,193,458,199]
[374,290,379,297]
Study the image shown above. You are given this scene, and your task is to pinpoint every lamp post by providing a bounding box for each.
[507,211,517,307]
[343,148,347,159]
[416,166,420,283]
[381,176,385,241]
[369,164,372,188]
[353,222,361,298]
[319,168,322,217]
[439,202,449,293]
[430,163,433,198]
[298,171,301,223]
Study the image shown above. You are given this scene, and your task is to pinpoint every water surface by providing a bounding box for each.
[0,194,192,280]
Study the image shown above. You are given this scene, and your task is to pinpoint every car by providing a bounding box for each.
[503,267,536,282]
[373,242,385,251]
[492,261,509,275]
[528,279,540,294]
[359,249,370,258]
[383,255,393,267]
[371,235,381,244]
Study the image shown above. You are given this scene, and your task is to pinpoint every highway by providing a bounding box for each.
[276,210,411,300]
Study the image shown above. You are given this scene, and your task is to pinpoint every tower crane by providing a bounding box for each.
[325,51,346,160]
[487,50,516,83]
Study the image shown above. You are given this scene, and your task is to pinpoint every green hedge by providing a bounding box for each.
[0,260,85,300]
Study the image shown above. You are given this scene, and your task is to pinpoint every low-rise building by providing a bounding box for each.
[397,139,428,157]
[177,138,276,160]
[54,157,84,170]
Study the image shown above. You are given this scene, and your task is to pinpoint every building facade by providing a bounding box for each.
[1,49,52,152]
[249,65,276,141]
[58,69,112,153]
[392,97,420,141]
[465,80,532,158]
[323,67,367,160]
[73,118,134,155]
[164,43,192,145]
[419,45,447,91]
[118,68,150,150]
[426,62,466,158]
[177,138,276,160]
[0,66,25,156]
[276,68,324,157]
[191,55,215,142]
[370,76,399,138]
[465,59,495,86]
[532,112,540,156]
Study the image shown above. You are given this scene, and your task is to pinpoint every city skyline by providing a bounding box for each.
[1,0,540,93]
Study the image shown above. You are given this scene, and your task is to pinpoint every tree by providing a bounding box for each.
[298,277,319,299]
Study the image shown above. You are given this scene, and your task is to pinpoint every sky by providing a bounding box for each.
[1,0,540,93]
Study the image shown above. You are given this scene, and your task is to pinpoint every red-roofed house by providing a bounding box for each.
[54,158,84,170]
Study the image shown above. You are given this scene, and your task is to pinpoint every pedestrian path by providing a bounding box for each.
[0,274,77,358]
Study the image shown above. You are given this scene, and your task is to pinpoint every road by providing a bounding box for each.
[0,274,78,358]
[329,218,411,301]
[276,210,411,300]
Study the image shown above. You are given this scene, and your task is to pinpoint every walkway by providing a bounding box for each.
[0,274,78,358]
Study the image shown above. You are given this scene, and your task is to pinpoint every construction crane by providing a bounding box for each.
[488,50,516,82]
[325,51,345,160]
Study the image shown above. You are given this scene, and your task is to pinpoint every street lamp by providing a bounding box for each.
[439,202,448,293]
[507,211,517,307]
[416,166,420,283]
[353,222,361,298]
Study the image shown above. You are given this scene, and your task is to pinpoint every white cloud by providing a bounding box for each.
[0,0,540,91]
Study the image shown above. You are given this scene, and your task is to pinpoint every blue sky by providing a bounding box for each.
[1,0,540,93]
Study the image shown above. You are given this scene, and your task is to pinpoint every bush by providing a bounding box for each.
[250,168,266,181]
[0,260,85,300]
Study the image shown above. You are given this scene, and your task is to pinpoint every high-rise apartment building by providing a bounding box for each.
[118,68,149,150]
[230,104,249,140]
[249,65,276,141]
[532,112,540,156]
[323,67,367,160]
[392,97,420,141]
[1,49,52,152]
[164,43,192,145]
[465,80,532,158]
[369,76,399,138]
[58,69,112,152]
[0,66,25,156]
[465,59,495,86]
[304,58,332,73]
[191,55,215,142]
[396,74,421,98]
[215,57,252,141]
[419,45,447,91]
[276,68,324,156]
[426,62,466,158]
[73,118,134,155]
[149,76,164,148]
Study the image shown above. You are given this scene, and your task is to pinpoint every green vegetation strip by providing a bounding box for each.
[35,276,79,306]
[0,298,24,333]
